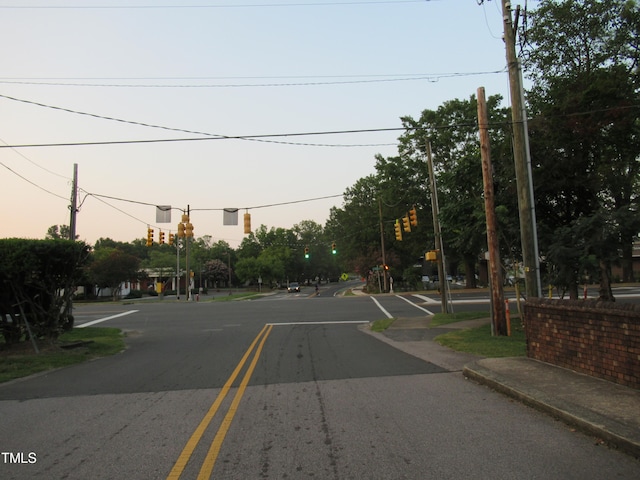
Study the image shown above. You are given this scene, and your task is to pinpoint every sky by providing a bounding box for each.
[0,0,538,248]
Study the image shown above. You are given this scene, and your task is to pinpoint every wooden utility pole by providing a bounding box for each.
[501,0,541,298]
[378,198,388,293]
[477,87,506,335]
[68,163,78,241]
[426,142,448,314]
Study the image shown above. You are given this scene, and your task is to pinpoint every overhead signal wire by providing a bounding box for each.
[78,191,345,232]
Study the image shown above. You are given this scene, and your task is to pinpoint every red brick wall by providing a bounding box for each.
[524,298,640,390]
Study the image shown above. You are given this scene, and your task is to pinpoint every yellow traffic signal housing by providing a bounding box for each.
[177,222,186,238]
[409,206,418,227]
[168,233,174,246]
[244,213,251,234]
[394,220,402,241]
[402,215,411,233]
[185,222,194,238]
[159,231,165,244]
[146,228,154,247]
[426,250,437,261]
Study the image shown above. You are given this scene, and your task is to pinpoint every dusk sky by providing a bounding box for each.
[0,0,538,247]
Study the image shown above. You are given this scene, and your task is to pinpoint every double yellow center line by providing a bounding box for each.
[166,323,273,480]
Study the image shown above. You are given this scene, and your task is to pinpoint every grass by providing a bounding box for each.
[430,311,490,327]
[0,327,125,383]
[370,318,396,332]
[371,310,527,358]
[434,317,527,357]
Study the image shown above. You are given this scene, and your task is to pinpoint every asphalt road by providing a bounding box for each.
[1,290,639,479]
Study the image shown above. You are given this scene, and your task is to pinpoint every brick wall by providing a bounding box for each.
[524,298,640,390]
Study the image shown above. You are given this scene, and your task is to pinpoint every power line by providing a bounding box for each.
[0,160,68,201]
[0,1,430,10]
[0,130,404,149]
[0,93,399,148]
[0,70,506,88]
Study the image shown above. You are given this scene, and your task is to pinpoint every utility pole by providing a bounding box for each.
[501,0,541,298]
[186,205,191,301]
[378,198,388,293]
[477,87,507,335]
[68,163,78,240]
[426,142,448,314]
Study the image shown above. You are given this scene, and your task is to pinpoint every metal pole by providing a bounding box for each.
[501,0,541,298]
[176,237,180,300]
[186,206,191,301]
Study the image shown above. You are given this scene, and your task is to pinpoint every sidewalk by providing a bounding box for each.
[364,316,640,459]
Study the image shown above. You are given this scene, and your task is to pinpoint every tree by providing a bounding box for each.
[325,175,384,280]
[46,224,75,240]
[524,0,640,298]
[86,248,142,300]
[396,94,514,288]
[203,259,231,288]
[0,239,90,345]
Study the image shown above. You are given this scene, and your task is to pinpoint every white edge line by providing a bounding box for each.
[76,310,138,328]
[370,296,393,319]
[396,295,435,315]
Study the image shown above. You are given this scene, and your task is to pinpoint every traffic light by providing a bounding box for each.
[168,233,174,246]
[146,228,154,247]
[331,242,337,254]
[159,231,165,244]
[244,213,251,234]
[402,214,411,233]
[185,222,194,238]
[409,206,418,227]
[304,246,310,259]
[177,222,186,238]
[426,250,437,261]
[394,219,402,241]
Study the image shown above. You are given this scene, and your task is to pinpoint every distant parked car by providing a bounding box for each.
[287,282,300,293]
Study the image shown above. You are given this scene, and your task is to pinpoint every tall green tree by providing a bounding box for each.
[524,0,640,298]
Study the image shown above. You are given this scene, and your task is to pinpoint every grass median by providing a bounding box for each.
[0,327,125,384]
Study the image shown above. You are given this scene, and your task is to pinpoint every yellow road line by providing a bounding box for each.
[166,324,271,480]
[197,324,273,479]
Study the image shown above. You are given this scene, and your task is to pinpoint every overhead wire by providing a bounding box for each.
[0,1,431,10]
[80,190,345,231]
[0,93,400,148]
[0,70,507,88]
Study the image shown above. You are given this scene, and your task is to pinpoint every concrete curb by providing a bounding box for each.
[463,359,640,459]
